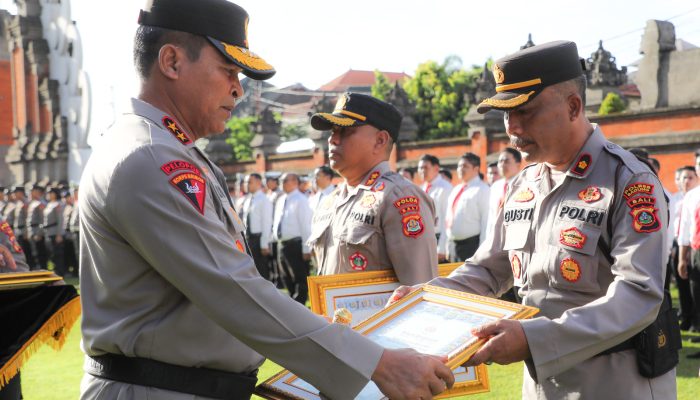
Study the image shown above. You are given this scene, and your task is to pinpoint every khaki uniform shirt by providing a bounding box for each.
[310,162,438,285]
[78,99,383,400]
[27,199,46,237]
[431,126,675,399]
[43,200,63,237]
[0,219,29,273]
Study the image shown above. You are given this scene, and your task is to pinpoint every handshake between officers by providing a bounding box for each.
[77,1,453,399]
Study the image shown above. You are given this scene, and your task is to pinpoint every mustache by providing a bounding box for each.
[510,137,535,148]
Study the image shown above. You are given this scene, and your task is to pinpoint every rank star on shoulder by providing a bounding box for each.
[177,132,188,141]
[167,121,178,131]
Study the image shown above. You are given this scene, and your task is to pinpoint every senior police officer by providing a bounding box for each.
[78,1,453,399]
[308,93,438,285]
[392,41,676,399]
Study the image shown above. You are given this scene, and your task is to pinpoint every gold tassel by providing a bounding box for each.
[0,296,82,389]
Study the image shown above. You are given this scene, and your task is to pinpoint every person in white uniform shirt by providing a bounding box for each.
[242,173,273,280]
[272,173,313,304]
[672,166,697,331]
[418,154,452,262]
[486,161,501,185]
[679,150,700,335]
[308,166,336,212]
[445,153,490,262]
[486,147,522,239]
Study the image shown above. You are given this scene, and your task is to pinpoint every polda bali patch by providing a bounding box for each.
[170,173,207,214]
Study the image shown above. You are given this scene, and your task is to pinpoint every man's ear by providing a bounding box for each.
[376,129,390,149]
[158,44,181,80]
[568,93,583,121]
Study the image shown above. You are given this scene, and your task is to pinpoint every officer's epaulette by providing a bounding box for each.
[602,141,656,176]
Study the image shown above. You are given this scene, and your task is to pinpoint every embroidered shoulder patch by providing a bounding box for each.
[570,153,592,176]
[402,214,425,238]
[161,160,200,176]
[0,221,23,253]
[349,252,368,271]
[578,186,602,203]
[623,182,654,200]
[364,171,381,186]
[560,258,581,282]
[559,227,587,249]
[170,173,207,214]
[235,239,245,253]
[628,198,661,233]
[162,116,192,145]
[513,188,535,202]
[393,196,420,215]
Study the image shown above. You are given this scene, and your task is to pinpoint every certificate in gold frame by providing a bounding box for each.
[0,270,62,291]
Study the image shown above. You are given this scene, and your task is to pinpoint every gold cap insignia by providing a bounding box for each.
[334,94,349,112]
[493,64,505,84]
[243,17,249,48]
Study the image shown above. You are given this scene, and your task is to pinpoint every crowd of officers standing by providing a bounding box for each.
[0,184,80,276]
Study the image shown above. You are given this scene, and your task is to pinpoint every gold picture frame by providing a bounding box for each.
[0,270,62,291]
[256,265,537,399]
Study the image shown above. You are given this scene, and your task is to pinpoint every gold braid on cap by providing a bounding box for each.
[479,91,536,109]
[222,42,273,71]
[318,113,357,126]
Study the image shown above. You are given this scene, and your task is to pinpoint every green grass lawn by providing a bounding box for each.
[16,280,700,399]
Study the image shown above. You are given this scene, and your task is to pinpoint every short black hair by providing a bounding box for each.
[648,157,660,172]
[248,173,262,181]
[677,166,696,175]
[419,154,440,167]
[398,167,414,179]
[315,165,334,179]
[629,147,650,160]
[439,168,453,181]
[501,147,522,163]
[460,152,480,169]
[487,161,498,168]
[133,25,209,80]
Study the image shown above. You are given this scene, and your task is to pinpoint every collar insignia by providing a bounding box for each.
[570,153,592,176]
[162,116,192,145]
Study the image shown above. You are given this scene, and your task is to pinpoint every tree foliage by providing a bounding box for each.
[402,56,481,140]
[598,92,626,115]
[225,115,257,161]
[371,70,393,101]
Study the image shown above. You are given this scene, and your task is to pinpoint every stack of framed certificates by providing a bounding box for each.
[256,266,539,399]
[0,270,62,291]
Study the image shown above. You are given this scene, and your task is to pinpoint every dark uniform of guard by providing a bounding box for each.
[26,185,48,270]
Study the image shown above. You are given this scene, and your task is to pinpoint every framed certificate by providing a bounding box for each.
[0,270,62,291]
[257,280,538,399]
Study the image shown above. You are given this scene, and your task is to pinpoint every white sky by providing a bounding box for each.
[2,0,700,141]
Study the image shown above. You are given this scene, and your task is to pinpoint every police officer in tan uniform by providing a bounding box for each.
[392,41,676,399]
[26,185,48,270]
[308,93,437,285]
[78,1,452,399]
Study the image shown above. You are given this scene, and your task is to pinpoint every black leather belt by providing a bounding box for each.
[452,235,479,245]
[596,338,635,357]
[86,354,257,399]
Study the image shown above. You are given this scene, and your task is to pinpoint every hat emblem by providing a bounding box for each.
[334,94,349,112]
[493,64,505,84]
[243,17,249,48]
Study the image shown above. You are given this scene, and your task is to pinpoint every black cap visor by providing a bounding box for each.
[477,87,544,114]
[207,38,275,80]
[310,112,367,131]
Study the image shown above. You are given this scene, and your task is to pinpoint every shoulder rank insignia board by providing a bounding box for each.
[570,153,592,176]
[170,173,207,214]
[162,116,192,145]
[364,171,381,187]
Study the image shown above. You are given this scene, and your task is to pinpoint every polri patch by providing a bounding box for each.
[162,116,192,145]
[559,227,587,249]
[364,171,381,187]
[513,188,535,202]
[570,153,592,176]
[170,172,206,214]
[629,199,661,233]
[623,182,654,200]
[349,252,368,271]
[402,214,424,238]
[578,186,602,203]
[511,254,521,279]
[560,258,581,282]
[161,160,200,176]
